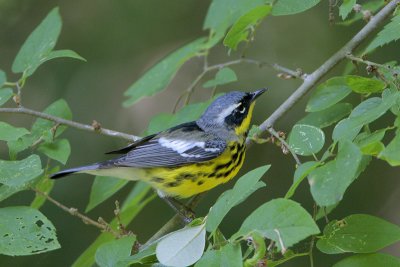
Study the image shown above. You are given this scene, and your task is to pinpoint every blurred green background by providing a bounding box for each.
[0,0,399,266]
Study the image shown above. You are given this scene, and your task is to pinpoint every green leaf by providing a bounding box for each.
[223,5,272,50]
[306,77,352,112]
[123,38,207,107]
[346,75,386,94]
[95,236,136,267]
[156,223,206,267]
[355,129,386,148]
[206,165,269,233]
[86,176,129,212]
[195,242,242,267]
[308,141,362,206]
[7,136,35,160]
[272,0,321,16]
[307,75,383,113]
[0,88,13,106]
[31,99,72,141]
[288,124,325,156]
[365,14,400,53]
[45,49,86,62]
[38,138,71,164]
[203,67,237,88]
[0,122,29,142]
[203,0,265,36]
[337,0,384,26]
[0,185,25,202]
[12,8,62,76]
[0,70,6,87]
[355,129,387,156]
[248,124,260,137]
[386,86,400,115]
[339,0,356,20]
[0,206,60,256]
[380,63,400,92]
[379,132,400,166]
[333,253,400,267]
[285,161,321,199]
[119,243,157,265]
[317,214,400,254]
[360,141,384,156]
[0,154,43,188]
[315,204,338,221]
[233,198,319,251]
[8,99,73,157]
[333,93,400,141]
[298,103,352,128]
[31,169,57,209]
[72,182,154,267]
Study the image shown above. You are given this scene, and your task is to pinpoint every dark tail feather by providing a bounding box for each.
[50,164,100,179]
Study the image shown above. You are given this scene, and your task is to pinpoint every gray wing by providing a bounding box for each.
[106,123,226,168]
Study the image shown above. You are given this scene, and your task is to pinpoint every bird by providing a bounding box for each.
[51,89,266,217]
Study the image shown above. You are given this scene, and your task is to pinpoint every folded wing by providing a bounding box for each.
[106,122,226,168]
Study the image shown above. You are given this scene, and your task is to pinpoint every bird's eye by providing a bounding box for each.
[238,106,246,114]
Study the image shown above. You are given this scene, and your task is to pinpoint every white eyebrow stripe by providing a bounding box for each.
[216,103,241,123]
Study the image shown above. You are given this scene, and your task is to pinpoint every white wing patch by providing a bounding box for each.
[159,137,215,158]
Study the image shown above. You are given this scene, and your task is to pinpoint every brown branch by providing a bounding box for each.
[267,128,301,166]
[346,53,400,76]
[180,57,304,107]
[0,107,139,142]
[30,187,121,238]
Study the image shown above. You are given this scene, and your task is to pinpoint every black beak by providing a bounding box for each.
[251,88,267,101]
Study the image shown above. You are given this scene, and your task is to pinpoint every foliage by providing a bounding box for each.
[365,14,400,53]
[1,1,400,267]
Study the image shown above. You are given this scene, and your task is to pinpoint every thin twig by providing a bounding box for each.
[30,187,121,238]
[0,107,139,141]
[207,58,306,80]
[346,53,400,76]
[253,0,400,142]
[172,91,189,113]
[114,200,130,236]
[181,58,305,106]
[267,127,302,166]
[183,70,208,105]
[328,0,336,25]
[309,202,318,267]
[15,82,22,107]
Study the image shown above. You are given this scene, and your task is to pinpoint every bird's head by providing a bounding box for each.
[197,89,267,137]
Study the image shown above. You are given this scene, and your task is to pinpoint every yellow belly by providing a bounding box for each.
[144,142,246,198]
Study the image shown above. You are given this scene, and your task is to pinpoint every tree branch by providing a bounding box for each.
[346,53,400,76]
[268,128,301,166]
[0,107,139,141]
[254,0,400,138]
[30,187,122,238]
[179,57,304,108]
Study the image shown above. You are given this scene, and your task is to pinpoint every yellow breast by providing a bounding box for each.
[143,141,246,198]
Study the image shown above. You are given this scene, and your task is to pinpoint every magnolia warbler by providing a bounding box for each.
[51,89,266,217]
